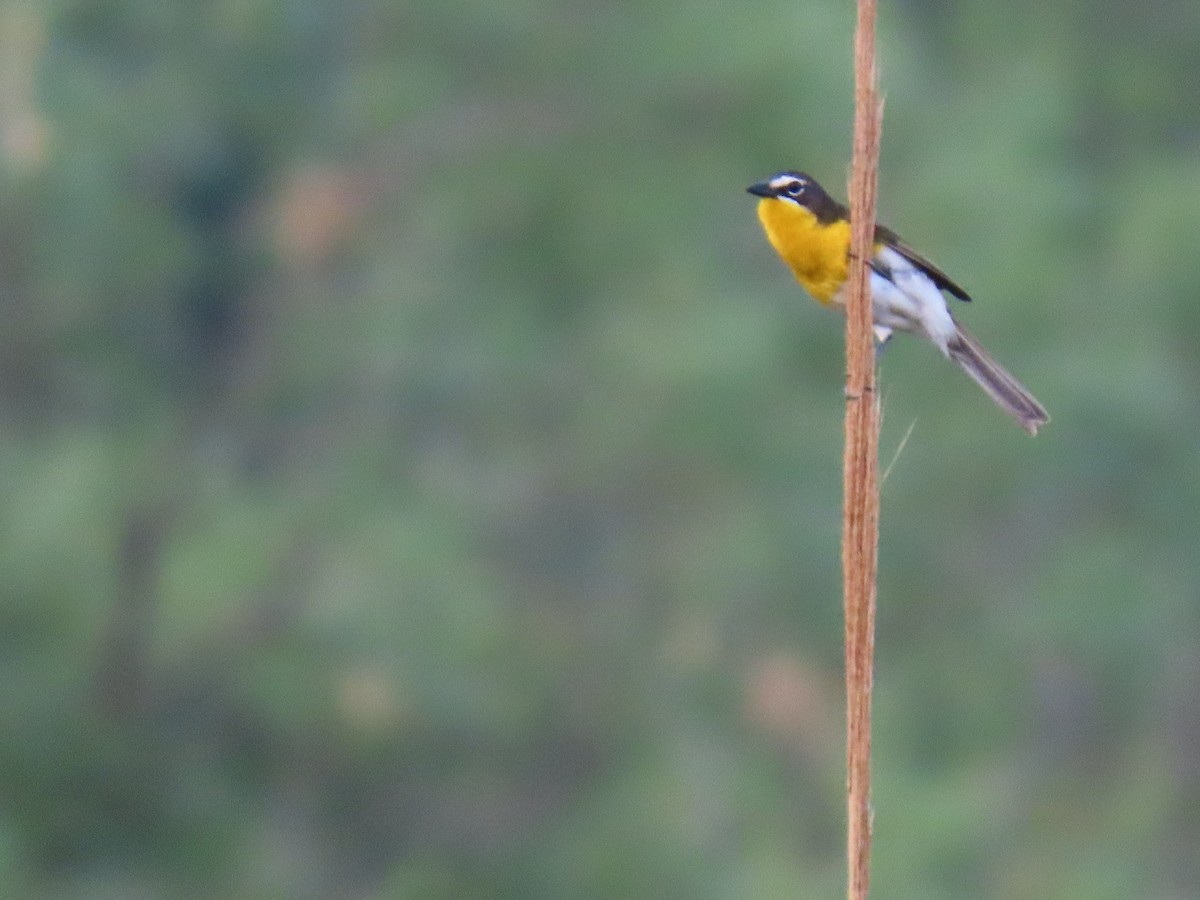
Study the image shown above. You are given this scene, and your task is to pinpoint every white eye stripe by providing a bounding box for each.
[770,176,806,194]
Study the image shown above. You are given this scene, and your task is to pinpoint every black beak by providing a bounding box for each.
[746,180,775,198]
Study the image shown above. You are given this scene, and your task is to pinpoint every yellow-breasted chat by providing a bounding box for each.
[748,171,1048,435]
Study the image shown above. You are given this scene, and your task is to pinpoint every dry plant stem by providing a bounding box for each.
[844,0,883,896]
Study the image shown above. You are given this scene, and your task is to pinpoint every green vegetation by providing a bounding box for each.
[2,0,1199,896]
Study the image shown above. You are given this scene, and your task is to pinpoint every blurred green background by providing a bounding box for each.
[3,0,1199,897]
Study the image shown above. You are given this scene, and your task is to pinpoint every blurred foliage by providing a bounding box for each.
[1,0,1199,896]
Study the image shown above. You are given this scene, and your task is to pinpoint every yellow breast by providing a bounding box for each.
[756,198,852,305]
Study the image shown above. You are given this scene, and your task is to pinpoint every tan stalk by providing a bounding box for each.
[843,0,883,895]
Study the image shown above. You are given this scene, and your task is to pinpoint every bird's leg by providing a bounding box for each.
[873,326,893,359]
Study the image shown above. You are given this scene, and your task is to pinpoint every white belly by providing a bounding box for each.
[833,246,958,353]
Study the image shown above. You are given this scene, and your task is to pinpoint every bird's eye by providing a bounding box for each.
[785,181,804,195]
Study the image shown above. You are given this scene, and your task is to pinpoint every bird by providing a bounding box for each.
[747,171,1049,435]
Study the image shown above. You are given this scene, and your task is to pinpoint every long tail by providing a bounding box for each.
[944,324,1049,436]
